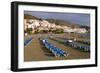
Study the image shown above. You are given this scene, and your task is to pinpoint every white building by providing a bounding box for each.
[39,20,51,27]
[63,27,87,33]
[24,19,40,29]
[74,28,87,33]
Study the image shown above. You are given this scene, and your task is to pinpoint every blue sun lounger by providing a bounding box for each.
[24,37,33,46]
[42,39,69,57]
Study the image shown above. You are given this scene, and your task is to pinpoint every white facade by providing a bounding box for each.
[24,19,40,29]
[74,28,87,33]
[40,20,51,27]
[64,27,87,33]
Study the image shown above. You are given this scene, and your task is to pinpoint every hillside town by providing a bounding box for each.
[24,18,87,35]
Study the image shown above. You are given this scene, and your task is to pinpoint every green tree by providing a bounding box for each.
[25,28,33,34]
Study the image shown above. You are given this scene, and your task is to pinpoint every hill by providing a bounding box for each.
[46,19,80,28]
[24,14,39,20]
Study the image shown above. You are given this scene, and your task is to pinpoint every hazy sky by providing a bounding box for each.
[24,11,90,26]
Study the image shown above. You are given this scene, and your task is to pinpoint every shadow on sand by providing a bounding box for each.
[39,38,55,57]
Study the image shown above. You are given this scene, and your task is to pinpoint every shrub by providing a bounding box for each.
[25,28,33,34]
[53,29,64,34]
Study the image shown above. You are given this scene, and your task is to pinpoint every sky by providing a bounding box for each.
[24,11,90,26]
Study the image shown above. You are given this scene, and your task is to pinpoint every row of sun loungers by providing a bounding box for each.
[41,39,69,57]
[49,37,90,52]
[76,40,90,45]
[66,41,90,52]
[24,37,33,46]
